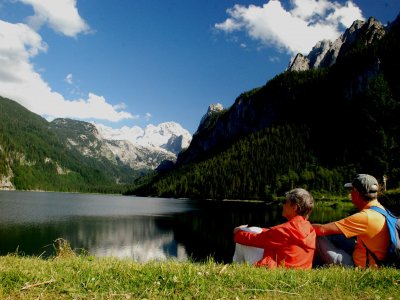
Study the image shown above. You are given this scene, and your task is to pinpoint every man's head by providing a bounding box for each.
[344,174,379,201]
[285,188,314,218]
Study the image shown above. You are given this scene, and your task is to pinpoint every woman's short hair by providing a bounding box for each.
[285,188,314,217]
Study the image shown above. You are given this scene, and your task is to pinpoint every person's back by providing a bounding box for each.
[313,174,390,268]
[335,199,389,267]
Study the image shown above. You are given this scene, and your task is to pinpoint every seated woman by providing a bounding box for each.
[232,188,316,269]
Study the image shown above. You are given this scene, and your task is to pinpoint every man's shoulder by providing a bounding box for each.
[364,200,384,210]
[337,210,368,224]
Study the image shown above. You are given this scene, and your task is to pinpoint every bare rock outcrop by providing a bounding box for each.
[288,17,386,71]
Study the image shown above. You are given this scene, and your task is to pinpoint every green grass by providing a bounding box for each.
[0,254,399,299]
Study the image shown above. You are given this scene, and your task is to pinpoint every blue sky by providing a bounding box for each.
[0,1,399,134]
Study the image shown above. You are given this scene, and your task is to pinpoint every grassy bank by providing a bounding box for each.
[1,254,399,299]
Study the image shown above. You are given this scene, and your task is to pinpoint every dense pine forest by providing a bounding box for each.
[127,15,400,200]
[131,124,355,199]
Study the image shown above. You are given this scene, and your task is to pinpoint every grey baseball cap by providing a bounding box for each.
[344,174,379,194]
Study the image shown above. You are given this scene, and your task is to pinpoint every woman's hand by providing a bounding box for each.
[233,224,248,234]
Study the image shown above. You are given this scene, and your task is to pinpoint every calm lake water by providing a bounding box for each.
[0,190,353,263]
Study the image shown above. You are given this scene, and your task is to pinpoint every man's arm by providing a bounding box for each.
[312,222,343,236]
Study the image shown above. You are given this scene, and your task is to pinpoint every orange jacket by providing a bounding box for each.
[234,215,316,269]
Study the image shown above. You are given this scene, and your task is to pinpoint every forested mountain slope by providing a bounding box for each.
[128,14,400,199]
[0,97,141,192]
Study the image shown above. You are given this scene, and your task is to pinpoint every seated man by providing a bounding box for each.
[232,188,316,269]
[312,174,390,268]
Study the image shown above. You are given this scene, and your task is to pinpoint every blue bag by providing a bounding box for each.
[369,206,400,267]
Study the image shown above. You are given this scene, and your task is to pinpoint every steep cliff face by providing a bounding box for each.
[0,168,14,190]
[288,17,386,71]
[177,88,276,164]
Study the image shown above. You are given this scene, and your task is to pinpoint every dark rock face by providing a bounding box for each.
[177,91,277,165]
[162,134,184,155]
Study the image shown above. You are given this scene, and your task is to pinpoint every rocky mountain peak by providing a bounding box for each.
[139,122,192,153]
[196,103,225,133]
[288,17,386,71]
[94,121,192,155]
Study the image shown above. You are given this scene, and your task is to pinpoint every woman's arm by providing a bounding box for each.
[233,225,248,235]
[312,222,342,236]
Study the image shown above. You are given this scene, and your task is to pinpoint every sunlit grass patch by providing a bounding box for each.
[0,255,399,299]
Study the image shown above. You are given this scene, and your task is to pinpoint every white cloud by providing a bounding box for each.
[19,0,91,37]
[65,73,73,84]
[215,0,364,55]
[269,56,280,63]
[144,113,152,121]
[93,122,145,144]
[325,1,364,27]
[0,2,134,124]
[113,102,128,110]
[291,0,332,21]
[0,21,47,84]
[54,93,134,121]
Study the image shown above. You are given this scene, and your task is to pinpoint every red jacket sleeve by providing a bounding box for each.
[234,217,315,251]
[234,226,290,249]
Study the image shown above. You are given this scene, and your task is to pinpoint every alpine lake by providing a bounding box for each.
[0,190,353,263]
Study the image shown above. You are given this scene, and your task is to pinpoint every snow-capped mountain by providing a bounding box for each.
[93,122,192,170]
[49,118,192,171]
[94,122,192,155]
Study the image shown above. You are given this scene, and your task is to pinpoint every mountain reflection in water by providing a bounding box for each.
[73,216,188,262]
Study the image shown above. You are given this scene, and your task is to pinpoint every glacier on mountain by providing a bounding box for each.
[92,122,192,170]
[94,122,192,154]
